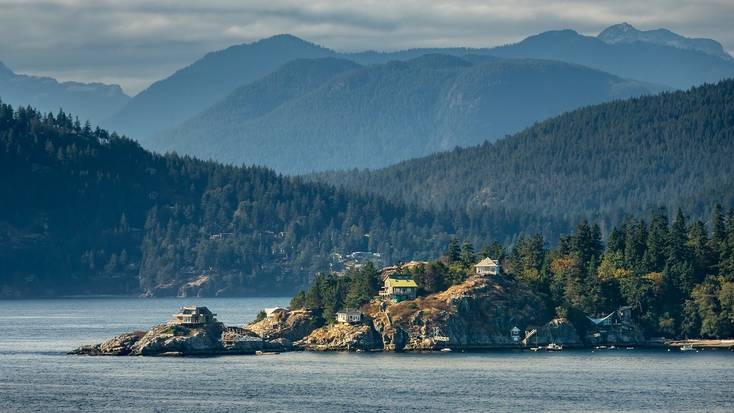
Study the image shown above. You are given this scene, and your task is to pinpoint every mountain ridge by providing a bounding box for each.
[0,61,129,123]
[312,79,734,228]
[149,54,662,174]
[598,22,733,61]
[102,26,734,141]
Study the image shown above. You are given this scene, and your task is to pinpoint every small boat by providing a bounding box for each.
[440,348,452,352]
[545,343,563,351]
[625,347,635,350]
[255,350,280,356]
[679,344,695,352]
[530,346,542,352]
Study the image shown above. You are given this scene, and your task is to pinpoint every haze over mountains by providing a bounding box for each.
[315,79,734,229]
[87,23,734,176]
[0,61,129,124]
[3,23,731,175]
[150,54,661,173]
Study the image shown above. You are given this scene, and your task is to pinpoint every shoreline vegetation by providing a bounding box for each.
[72,203,734,356]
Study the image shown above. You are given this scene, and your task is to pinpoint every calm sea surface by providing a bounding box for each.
[1,298,733,413]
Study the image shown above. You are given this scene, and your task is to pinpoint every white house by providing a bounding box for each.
[475,257,501,276]
[173,306,217,326]
[336,309,362,324]
[510,326,522,342]
[264,307,288,317]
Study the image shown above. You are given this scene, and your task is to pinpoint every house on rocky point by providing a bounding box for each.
[475,257,501,276]
[336,309,362,324]
[173,306,218,326]
[379,275,417,302]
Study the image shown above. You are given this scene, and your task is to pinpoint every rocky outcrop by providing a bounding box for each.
[71,320,291,356]
[297,322,383,351]
[525,318,583,347]
[69,331,145,355]
[368,275,549,351]
[177,275,215,298]
[291,275,553,352]
[129,323,225,356]
[246,309,323,342]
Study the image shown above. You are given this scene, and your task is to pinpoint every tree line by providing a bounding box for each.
[291,206,734,338]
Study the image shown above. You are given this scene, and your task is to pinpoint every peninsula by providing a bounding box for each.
[72,260,682,356]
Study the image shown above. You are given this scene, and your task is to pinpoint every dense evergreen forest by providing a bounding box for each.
[0,100,563,297]
[315,79,734,230]
[294,207,734,339]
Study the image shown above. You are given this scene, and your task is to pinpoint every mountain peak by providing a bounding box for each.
[598,23,733,61]
[256,34,317,48]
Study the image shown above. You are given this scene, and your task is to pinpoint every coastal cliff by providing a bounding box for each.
[296,275,568,351]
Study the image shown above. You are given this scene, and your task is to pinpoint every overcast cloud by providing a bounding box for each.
[1,0,732,95]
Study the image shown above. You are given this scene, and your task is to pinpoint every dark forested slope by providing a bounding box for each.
[151,55,659,174]
[0,100,565,297]
[315,79,734,229]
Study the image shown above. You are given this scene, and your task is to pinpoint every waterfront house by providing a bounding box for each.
[264,307,288,317]
[474,257,500,276]
[379,275,418,302]
[173,306,217,325]
[336,309,362,324]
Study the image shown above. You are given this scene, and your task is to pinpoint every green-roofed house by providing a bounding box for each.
[379,275,417,302]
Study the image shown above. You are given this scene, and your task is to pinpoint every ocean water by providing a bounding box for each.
[1,298,733,412]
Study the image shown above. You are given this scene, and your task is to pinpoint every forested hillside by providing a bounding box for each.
[316,79,734,231]
[0,100,563,297]
[297,207,734,339]
[151,55,659,174]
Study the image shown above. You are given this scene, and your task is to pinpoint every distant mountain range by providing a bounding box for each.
[314,79,734,228]
[598,23,733,62]
[100,23,734,143]
[149,54,662,174]
[0,61,129,124]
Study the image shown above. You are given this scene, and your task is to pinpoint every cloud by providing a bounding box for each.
[0,0,732,95]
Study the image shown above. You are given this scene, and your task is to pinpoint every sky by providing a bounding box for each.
[1,0,732,95]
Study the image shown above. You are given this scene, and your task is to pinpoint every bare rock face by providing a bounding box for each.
[247,309,323,342]
[527,318,583,347]
[366,276,549,351]
[69,331,145,355]
[297,322,383,351]
[129,323,225,356]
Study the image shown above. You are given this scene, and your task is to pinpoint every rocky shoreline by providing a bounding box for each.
[70,275,681,356]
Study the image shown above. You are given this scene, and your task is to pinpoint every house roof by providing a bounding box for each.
[178,306,214,315]
[387,278,417,288]
[337,308,362,316]
[475,257,498,267]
